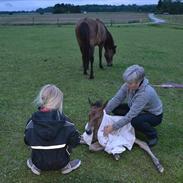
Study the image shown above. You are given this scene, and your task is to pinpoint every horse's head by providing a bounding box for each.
[86,98,108,142]
[104,31,117,66]
[104,45,116,66]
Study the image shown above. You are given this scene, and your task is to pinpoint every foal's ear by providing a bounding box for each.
[102,100,108,109]
[88,97,93,106]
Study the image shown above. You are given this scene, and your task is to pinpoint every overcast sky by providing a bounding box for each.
[0,0,159,11]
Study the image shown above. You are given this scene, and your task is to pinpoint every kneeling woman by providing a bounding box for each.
[104,65,163,147]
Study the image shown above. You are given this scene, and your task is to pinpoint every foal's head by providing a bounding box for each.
[86,99,108,142]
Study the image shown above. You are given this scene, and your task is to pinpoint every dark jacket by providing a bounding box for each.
[24,110,80,170]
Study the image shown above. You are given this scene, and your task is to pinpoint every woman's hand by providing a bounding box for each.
[104,125,113,136]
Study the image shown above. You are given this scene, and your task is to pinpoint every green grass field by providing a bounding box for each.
[0,24,183,183]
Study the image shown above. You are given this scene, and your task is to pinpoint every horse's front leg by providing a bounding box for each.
[135,138,164,173]
[99,46,103,69]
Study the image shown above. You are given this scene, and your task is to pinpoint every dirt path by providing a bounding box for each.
[148,13,166,24]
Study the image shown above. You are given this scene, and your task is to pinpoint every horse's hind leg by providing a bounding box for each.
[82,54,88,75]
[89,47,94,79]
[99,46,103,69]
[80,46,88,75]
[135,138,164,173]
[89,57,94,79]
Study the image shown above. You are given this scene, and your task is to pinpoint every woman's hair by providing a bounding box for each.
[34,84,63,112]
[123,64,145,83]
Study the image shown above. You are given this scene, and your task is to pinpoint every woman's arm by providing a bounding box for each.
[105,84,128,114]
[112,92,148,130]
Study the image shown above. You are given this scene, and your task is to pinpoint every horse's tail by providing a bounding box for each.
[78,22,90,69]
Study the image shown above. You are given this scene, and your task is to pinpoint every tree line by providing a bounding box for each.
[157,0,183,14]
[36,4,81,14]
[36,4,157,14]
[36,2,183,14]
[1,1,183,14]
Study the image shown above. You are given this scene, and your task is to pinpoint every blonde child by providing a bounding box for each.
[24,84,81,175]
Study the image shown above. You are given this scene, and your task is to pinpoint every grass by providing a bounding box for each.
[0,23,183,183]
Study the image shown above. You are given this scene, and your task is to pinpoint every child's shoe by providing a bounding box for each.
[62,159,81,174]
[27,158,41,175]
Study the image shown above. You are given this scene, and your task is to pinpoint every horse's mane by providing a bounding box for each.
[104,29,115,50]
[95,18,115,50]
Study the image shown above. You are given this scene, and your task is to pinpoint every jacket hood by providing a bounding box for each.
[137,78,149,92]
[32,110,66,140]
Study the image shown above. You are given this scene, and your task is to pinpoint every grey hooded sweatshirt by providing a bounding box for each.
[105,78,163,130]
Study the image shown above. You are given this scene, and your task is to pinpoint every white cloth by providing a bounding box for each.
[82,132,93,145]
[97,110,135,155]
[82,123,93,145]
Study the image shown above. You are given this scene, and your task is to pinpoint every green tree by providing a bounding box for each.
[157,0,183,14]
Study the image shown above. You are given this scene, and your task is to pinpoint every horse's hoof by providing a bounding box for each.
[99,65,104,69]
[157,163,164,173]
[107,64,113,67]
[89,76,94,79]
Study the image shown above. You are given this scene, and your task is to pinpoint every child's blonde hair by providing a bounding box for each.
[34,84,63,112]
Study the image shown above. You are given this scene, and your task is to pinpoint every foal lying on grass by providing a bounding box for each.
[81,100,164,173]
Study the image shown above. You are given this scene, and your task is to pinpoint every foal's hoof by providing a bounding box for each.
[89,76,94,79]
[79,135,87,145]
[113,154,120,161]
[157,163,164,173]
[89,142,104,152]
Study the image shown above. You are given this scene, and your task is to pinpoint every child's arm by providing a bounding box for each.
[67,129,81,150]
[24,118,33,146]
[62,112,74,123]
[25,119,33,129]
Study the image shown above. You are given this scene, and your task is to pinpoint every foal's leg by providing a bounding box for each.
[99,46,103,69]
[135,138,164,173]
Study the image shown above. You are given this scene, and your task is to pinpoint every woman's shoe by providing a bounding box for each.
[148,138,158,147]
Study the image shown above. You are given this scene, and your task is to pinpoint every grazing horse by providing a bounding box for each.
[75,18,116,79]
[84,99,164,173]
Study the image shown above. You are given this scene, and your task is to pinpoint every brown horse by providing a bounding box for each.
[75,18,116,79]
[84,99,164,173]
